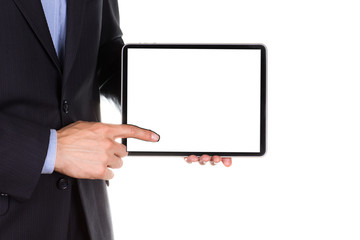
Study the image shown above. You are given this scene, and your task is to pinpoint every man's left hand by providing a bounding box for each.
[185,155,232,167]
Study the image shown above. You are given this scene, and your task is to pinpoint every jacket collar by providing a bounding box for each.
[12,0,86,78]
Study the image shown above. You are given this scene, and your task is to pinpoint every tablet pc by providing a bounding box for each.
[121,44,266,156]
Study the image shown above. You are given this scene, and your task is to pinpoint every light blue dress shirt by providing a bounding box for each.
[41,0,67,174]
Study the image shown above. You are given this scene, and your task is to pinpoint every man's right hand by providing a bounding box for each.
[54,121,159,180]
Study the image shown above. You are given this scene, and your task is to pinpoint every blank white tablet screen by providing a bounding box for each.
[125,47,261,153]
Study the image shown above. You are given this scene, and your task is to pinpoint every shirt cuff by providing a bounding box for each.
[41,129,57,174]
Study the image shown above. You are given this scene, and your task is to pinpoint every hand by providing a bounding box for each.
[54,121,159,180]
[184,154,232,167]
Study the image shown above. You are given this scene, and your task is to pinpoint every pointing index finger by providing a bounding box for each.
[110,124,160,142]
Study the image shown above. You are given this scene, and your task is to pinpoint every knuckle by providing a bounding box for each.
[102,124,111,135]
[96,166,107,178]
[94,122,103,129]
[77,120,90,128]
[118,144,128,156]
[146,131,152,140]
[102,138,113,150]
[99,154,109,164]
[128,125,137,136]
[92,122,106,133]
[112,158,122,169]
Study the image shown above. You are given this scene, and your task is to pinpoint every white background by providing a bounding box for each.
[126,48,261,152]
[100,0,360,239]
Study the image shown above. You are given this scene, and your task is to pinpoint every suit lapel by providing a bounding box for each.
[63,0,86,83]
[12,0,62,74]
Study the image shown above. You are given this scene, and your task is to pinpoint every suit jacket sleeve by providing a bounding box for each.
[0,113,50,201]
[97,0,125,109]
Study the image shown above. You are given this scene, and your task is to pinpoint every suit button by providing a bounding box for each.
[57,178,69,190]
[63,100,69,114]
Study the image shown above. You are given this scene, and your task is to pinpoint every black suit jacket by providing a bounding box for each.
[0,0,123,239]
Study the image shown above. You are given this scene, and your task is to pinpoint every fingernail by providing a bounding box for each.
[151,133,160,141]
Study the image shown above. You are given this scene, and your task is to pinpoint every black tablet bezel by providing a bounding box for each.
[121,44,266,156]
